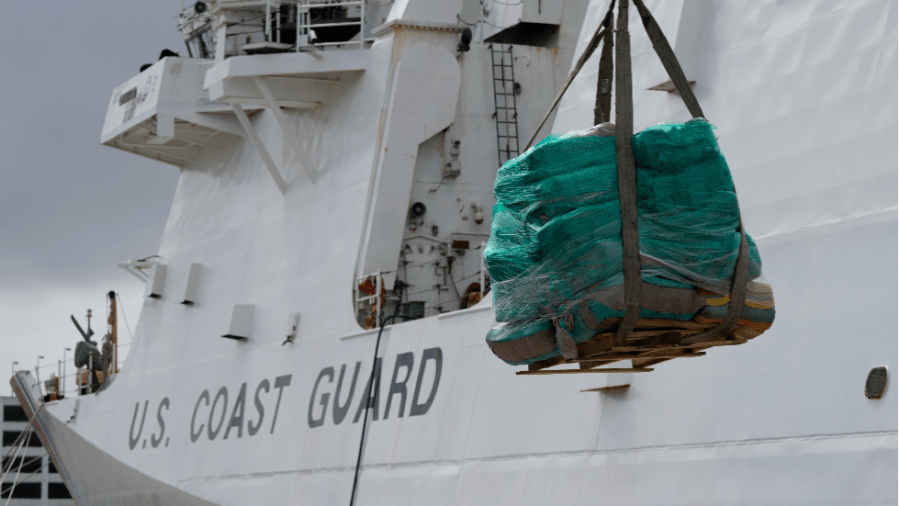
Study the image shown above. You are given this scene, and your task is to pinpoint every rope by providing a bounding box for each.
[0,428,29,482]
[0,458,48,498]
[0,388,45,468]
[348,308,418,506]
[0,418,34,470]
[1,426,31,505]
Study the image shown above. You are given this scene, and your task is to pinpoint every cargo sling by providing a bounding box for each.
[525,0,749,348]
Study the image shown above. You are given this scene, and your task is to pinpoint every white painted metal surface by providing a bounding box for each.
[10,0,897,504]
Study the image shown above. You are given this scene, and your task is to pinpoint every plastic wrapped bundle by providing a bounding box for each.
[484,119,775,366]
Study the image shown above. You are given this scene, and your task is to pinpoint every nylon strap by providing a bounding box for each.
[524,0,616,151]
[522,0,748,347]
[629,0,749,342]
[613,0,641,347]
[631,0,704,118]
[593,4,616,124]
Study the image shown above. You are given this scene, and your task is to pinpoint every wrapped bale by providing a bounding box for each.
[484,120,775,366]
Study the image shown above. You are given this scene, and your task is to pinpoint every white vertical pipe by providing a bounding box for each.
[376,271,382,321]
[265,0,272,40]
[360,0,365,48]
[276,5,282,42]
[480,241,486,297]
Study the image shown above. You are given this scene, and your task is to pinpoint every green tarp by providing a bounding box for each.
[484,120,764,365]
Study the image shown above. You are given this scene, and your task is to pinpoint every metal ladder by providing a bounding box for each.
[490,45,520,166]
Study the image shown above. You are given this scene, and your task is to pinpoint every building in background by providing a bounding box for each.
[1,397,73,505]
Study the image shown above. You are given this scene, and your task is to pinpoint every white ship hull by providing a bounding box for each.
[12,0,897,504]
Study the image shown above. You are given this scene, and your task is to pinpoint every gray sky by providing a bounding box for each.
[0,1,187,394]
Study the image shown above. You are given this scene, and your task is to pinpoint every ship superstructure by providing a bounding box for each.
[8,0,898,504]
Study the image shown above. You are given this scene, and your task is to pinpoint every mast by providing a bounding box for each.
[107,291,118,374]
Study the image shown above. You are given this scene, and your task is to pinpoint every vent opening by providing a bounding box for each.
[865,366,888,399]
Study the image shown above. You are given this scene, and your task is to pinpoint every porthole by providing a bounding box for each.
[865,366,888,399]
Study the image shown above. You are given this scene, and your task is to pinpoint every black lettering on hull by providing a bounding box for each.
[410,348,442,417]
[353,357,382,423]
[191,390,210,442]
[308,368,334,428]
[150,398,169,448]
[208,387,228,440]
[129,401,149,450]
[385,352,415,419]
[224,383,247,439]
[333,363,361,425]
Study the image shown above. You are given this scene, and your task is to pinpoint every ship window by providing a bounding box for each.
[2,431,41,447]
[0,482,41,499]
[48,461,57,474]
[2,405,27,422]
[48,483,72,499]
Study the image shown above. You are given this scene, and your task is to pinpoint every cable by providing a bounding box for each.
[0,425,31,486]
[0,425,30,469]
[349,284,492,504]
[116,293,134,340]
[349,307,418,506]
[0,401,45,470]
[366,243,485,278]
[456,14,480,26]
[427,174,451,193]
[403,269,483,299]
[458,9,507,29]
[0,455,40,480]
[481,18,508,29]
[2,434,28,506]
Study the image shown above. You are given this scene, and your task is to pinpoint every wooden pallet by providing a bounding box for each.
[516,318,748,375]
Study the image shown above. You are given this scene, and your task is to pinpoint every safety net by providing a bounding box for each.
[484,120,775,366]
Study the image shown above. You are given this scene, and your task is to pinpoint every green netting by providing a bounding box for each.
[484,119,765,365]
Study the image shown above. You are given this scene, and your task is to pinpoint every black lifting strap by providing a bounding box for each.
[524,0,748,346]
[613,0,641,346]
[593,2,615,124]
[631,0,704,119]
[627,0,749,344]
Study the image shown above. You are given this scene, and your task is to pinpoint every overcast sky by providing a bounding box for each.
[0,1,188,395]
